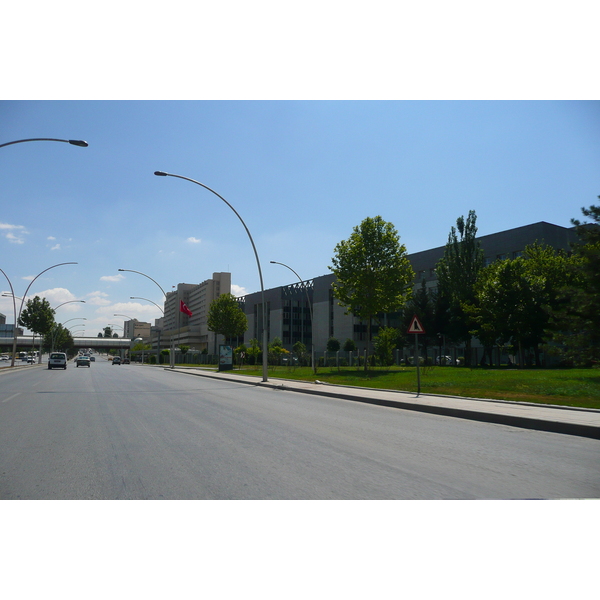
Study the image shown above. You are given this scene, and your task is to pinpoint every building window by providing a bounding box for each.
[497,253,507,261]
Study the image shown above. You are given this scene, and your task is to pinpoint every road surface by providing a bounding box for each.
[1,356,599,499]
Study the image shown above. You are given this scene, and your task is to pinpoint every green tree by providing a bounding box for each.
[43,323,74,353]
[246,338,261,366]
[326,337,340,353]
[545,203,600,366]
[330,216,414,370]
[436,211,484,366]
[343,338,356,353]
[18,296,55,337]
[373,327,400,366]
[467,243,577,366]
[179,345,189,355]
[103,326,113,338]
[207,293,248,341]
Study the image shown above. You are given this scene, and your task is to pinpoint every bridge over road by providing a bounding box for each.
[2,336,135,351]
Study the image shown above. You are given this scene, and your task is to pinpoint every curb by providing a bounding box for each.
[166,368,600,440]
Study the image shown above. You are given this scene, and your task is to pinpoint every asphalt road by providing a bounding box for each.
[1,356,599,499]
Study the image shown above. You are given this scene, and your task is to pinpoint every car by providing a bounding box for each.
[112,356,121,365]
[48,352,67,370]
[122,358,130,364]
[90,356,95,362]
[76,356,91,367]
[27,356,36,363]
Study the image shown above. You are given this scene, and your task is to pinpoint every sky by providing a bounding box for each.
[1,100,599,336]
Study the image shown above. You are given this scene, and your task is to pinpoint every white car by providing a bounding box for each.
[48,352,67,370]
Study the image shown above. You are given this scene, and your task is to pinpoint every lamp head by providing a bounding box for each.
[68,140,89,147]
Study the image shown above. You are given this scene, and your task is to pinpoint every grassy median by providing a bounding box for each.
[223,365,600,409]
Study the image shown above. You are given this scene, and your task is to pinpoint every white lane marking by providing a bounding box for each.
[2,393,20,403]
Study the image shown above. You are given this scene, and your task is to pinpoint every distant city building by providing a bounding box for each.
[122,319,152,341]
[152,272,231,353]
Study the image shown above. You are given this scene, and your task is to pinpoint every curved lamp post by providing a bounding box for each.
[154,170,269,382]
[54,317,86,352]
[118,269,167,298]
[270,260,316,373]
[54,300,86,311]
[130,296,164,314]
[1,262,77,367]
[0,138,88,149]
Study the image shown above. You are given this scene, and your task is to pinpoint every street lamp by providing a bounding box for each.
[53,318,86,352]
[154,170,269,382]
[270,260,316,373]
[130,297,164,314]
[118,269,167,298]
[54,300,86,311]
[0,138,88,148]
[0,262,77,367]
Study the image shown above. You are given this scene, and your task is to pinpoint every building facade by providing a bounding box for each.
[152,272,231,352]
[122,319,152,341]
[239,221,581,355]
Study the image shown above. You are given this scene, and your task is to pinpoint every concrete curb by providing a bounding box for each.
[165,367,600,440]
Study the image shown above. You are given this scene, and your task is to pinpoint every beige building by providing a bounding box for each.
[153,272,231,353]
[123,319,151,341]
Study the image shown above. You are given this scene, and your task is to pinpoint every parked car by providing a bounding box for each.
[122,358,130,364]
[48,352,67,370]
[27,356,35,363]
[112,356,121,365]
[76,356,91,367]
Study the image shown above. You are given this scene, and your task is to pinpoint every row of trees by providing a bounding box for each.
[329,203,599,369]
[165,202,600,370]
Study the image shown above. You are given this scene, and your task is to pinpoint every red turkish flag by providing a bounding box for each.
[180,300,193,317]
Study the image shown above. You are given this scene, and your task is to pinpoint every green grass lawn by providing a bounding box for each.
[223,365,600,409]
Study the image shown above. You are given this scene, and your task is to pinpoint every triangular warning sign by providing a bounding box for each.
[407,314,425,334]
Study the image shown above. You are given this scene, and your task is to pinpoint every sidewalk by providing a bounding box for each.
[167,366,600,440]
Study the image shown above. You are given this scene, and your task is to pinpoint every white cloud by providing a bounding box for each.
[47,236,56,240]
[6,232,25,244]
[186,237,201,244]
[86,292,112,306]
[0,223,28,244]
[100,274,124,282]
[50,243,61,251]
[231,284,247,297]
[22,275,35,281]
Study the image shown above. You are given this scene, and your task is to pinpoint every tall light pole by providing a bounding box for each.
[0,138,88,149]
[1,262,77,367]
[154,170,269,382]
[118,269,169,365]
[1,138,86,364]
[54,300,86,311]
[130,297,164,314]
[118,269,167,298]
[270,260,316,374]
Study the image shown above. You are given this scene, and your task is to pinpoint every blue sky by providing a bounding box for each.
[1,100,598,336]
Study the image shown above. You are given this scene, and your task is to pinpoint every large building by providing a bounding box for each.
[151,272,231,353]
[239,221,581,355]
[122,319,152,341]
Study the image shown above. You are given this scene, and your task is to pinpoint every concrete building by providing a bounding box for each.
[239,221,581,355]
[122,319,152,341]
[153,272,231,353]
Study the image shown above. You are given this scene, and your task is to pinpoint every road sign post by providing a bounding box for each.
[407,315,425,397]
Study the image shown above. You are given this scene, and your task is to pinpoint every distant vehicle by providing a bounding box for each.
[76,356,91,367]
[27,356,35,363]
[122,358,130,364]
[48,352,67,370]
[0,356,8,361]
[90,356,95,362]
[436,355,453,365]
[112,356,121,365]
